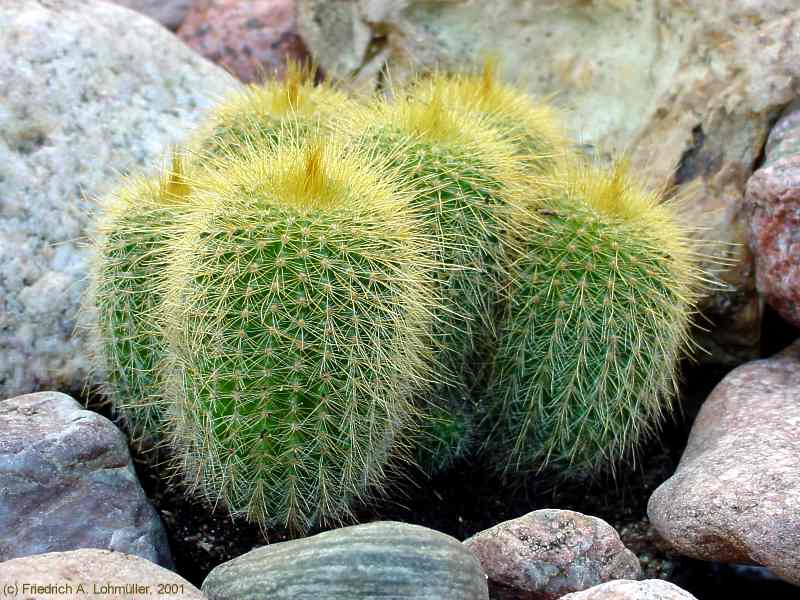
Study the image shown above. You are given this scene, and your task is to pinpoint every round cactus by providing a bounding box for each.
[85,152,192,440]
[407,59,569,171]
[484,159,703,477]
[87,65,349,441]
[160,133,439,532]
[337,91,531,473]
[189,61,352,160]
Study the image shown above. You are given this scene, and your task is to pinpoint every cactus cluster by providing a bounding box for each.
[86,60,706,533]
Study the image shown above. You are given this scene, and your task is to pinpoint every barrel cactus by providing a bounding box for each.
[85,152,192,440]
[160,132,439,532]
[337,91,531,473]
[484,159,702,477]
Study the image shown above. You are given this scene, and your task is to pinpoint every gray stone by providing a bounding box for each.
[0,549,204,599]
[109,0,194,29]
[648,340,800,586]
[560,579,698,600]
[463,509,642,600]
[202,521,488,600]
[0,392,171,566]
[298,0,800,366]
[0,0,240,398]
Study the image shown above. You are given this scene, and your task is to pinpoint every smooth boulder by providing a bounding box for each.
[0,549,203,600]
[746,100,800,329]
[0,0,240,398]
[560,579,698,600]
[202,521,489,600]
[648,340,800,585]
[0,392,171,566]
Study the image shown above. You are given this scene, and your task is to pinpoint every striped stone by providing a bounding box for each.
[202,521,488,600]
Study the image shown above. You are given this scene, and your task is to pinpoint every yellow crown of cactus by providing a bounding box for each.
[189,61,353,160]
[407,59,569,171]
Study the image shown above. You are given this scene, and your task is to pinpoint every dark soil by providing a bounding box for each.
[83,355,799,600]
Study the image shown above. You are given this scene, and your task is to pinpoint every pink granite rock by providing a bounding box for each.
[0,549,203,600]
[178,0,309,83]
[648,339,800,585]
[746,102,800,328]
[559,579,697,600]
[463,509,642,600]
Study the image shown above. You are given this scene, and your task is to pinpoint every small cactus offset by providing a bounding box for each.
[337,91,532,473]
[408,60,569,171]
[189,61,351,160]
[85,153,192,440]
[484,159,703,477]
[160,132,439,532]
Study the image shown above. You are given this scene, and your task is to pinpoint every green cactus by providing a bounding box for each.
[189,61,352,160]
[87,67,351,441]
[85,153,191,440]
[160,133,438,533]
[338,91,532,474]
[484,159,702,477]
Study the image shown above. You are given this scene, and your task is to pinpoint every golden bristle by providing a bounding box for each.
[301,143,325,196]
[161,150,191,203]
[479,55,499,101]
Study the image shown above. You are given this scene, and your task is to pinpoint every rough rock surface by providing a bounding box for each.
[0,549,204,600]
[0,392,171,566]
[202,521,489,600]
[178,0,310,83]
[463,509,642,600]
[0,0,240,398]
[298,0,800,364]
[648,340,800,585]
[560,579,698,600]
[746,100,800,328]
[110,0,194,29]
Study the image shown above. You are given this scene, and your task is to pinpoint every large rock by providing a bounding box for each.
[648,340,800,585]
[463,509,642,600]
[745,101,800,328]
[0,0,240,398]
[298,0,800,365]
[109,0,194,29]
[178,0,310,83]
[0,392,171,566]
[0,549,203,600]
[559,579,698,600]
[202,521,488,600]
